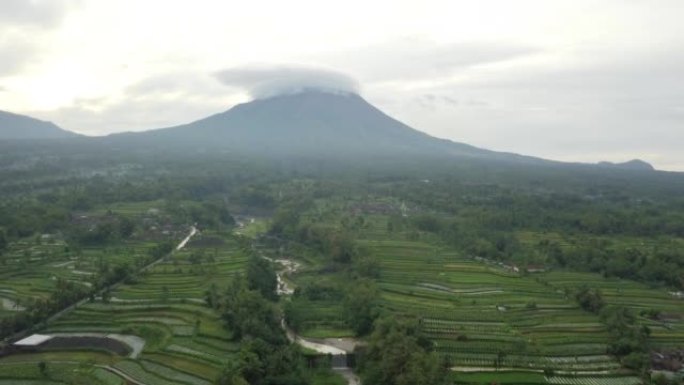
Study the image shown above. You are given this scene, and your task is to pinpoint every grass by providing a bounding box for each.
[0,351,120,366]
[453,370,547,384]
[309,369,348,385]
[0,362,115,385]
[237,217,270,238]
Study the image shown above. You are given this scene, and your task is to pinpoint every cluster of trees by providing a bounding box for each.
[270,203,361,265]
[68,214,136,246]
[344,279,381,336]
[293,281,342,302]
[575,286,606,314]
[214,258,311,385]
[357,316,450,385]
[0,200,69,239]
[570,242,674,291]
[164,200,236,230]
[365,175,684,290]
[274,202,384,335]
[391,175,684,236]
[0,278,88,339]
[148,240,175,260]
[221,276,284,344]
[95,262,134,289]
[600,306,651,371]
[574,287,651,371]
[397,209,684,290]
[246,256,278,301]
[0,228,7,252]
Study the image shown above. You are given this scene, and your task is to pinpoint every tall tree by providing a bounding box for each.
[0,229,7,252]
[246,256,278,301]
[359,317,448,385]
[344,279,380,336]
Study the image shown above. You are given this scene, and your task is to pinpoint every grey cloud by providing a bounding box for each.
[0,1,80,78]
[316,38,542,83]
[0,33,39,76]
[464,99,489,107]
[33,66,360,135]
[214,65,360,99]
[29,72,235,135]
[124,71,234,107]
[460,45,684,133]
[0,0,78,27]
[459,44,684,97]
[416,93,460,110]
[364,43,684,170]
[126,72,214,95]
[31,96,228,135]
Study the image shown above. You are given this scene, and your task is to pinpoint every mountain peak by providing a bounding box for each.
[598,159,655,171]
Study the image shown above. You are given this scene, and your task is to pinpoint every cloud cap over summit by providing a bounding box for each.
[215,65,360,99]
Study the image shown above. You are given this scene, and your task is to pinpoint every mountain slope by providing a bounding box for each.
[0,110,78,140]
[114,91,534,162]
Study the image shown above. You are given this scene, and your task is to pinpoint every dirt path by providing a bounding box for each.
[176,226,198,250]
[108,296,205,304]
[334,368,361,385]
[282,319,347,355]
[98,365,149,385]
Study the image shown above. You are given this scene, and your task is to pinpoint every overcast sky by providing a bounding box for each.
[1,1,683,170]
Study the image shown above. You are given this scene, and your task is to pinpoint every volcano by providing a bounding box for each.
[112,90,533,162]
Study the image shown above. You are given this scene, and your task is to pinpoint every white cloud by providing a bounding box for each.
[215,65,360,99]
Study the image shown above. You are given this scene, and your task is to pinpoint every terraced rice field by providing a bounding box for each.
[541,271,684,350]
[0,229,248,384]
[358,238,682,384]
[0,362,124,385]
[283,201,684,383]
[0,201,186,321]
[0,237,152,320]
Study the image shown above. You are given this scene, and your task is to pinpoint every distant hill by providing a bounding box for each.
[598,159,655,171]
[0,110,78,140]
